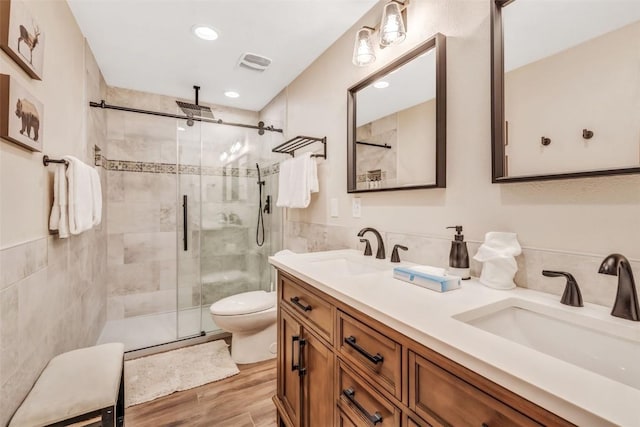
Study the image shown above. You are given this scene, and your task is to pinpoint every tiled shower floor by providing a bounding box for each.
[97,307,218,352]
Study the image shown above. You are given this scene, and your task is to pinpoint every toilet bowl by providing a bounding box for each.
[210,290,277,364]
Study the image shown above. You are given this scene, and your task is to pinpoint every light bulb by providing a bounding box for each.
[352,27,376,67]
[379,2,406,46]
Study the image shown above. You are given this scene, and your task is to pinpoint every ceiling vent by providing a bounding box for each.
[238,52,272,72]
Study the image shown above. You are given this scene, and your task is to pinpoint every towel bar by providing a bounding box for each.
[272,136,327,159]
[43,155,68,166]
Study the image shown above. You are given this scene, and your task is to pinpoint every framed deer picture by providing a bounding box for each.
[0,0,44,80]
[0,74,44,152]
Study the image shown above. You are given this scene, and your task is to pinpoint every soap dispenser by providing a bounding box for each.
[447,226,470,280]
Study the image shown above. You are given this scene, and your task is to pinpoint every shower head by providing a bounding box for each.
[176,100,214,119]
[176,85,214,120]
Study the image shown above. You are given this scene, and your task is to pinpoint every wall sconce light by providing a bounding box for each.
[380,1,407,46]
[352,26,376,67]
[351,0,409,67]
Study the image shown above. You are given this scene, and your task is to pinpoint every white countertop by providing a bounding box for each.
[269,249,640,427]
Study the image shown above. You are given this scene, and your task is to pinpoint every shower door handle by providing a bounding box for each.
[183,195,188,251]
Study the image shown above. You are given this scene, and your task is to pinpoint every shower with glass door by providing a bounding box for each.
[96,92,282,352]
[176,113,281,341]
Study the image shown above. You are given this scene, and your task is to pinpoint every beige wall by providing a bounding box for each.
[505,20,640,176]
[0,0,87,248]
[0,1,108,423]
[263,0,640,267]
[397,99,436,185]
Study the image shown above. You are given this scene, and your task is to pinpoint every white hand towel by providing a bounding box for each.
[49,164,70,238]
[276,152,319,208]
[64,156,95,235]
[276,157,294,208]
[90,167,102,226]
[288,152,313,208]
[307,153,319,193]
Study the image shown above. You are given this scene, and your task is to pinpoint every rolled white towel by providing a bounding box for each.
[49,164,70,238]
[64,156,95,235]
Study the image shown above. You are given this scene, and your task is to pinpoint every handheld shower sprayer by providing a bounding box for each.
[256,163,267,247]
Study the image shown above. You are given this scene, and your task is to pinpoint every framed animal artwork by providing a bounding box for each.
[0,0,45,80]
[0,74,44,152]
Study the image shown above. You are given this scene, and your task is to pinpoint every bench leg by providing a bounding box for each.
[101,406,115,427]
[116,366,125,427]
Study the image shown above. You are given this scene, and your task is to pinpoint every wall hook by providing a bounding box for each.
[541,137,551,146]
[582,129,594,140]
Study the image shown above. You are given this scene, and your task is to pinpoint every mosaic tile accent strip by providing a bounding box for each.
[105,158,281,177]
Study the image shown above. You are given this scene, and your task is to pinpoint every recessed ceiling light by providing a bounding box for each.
[192,25,219,41]
[177,126,186,132]
[224,91,240,98]
[373,81,390,89]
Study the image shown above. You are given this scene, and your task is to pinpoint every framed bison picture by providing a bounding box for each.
[0,0,45,80]
[0,74,44,152]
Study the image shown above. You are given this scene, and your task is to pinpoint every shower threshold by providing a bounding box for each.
[97,307,220,352]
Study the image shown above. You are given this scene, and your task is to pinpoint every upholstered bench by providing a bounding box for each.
[8,343,125,427]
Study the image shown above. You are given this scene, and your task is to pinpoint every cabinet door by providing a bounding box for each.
[279,309,303,426]
[302,329,334,427]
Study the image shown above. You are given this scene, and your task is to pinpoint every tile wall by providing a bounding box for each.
[104,104,178,320]
[284,221,629,308]
[0,44,108,424]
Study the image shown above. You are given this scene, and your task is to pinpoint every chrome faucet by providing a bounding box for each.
[598,253,639,321]
[357,228,385,259]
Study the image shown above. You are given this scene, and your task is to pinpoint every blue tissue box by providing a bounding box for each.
[393,266,461,292]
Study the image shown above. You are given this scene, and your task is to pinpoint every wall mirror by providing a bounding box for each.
[347,33,446,193]
[491,0,640,182]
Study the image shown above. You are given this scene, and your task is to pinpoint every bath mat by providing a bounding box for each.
[125,340,239,407]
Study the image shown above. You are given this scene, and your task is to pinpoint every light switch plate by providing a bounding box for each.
[352,198,361,218]
[330,198,339,217]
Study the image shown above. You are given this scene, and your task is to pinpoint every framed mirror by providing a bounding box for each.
[347,33,446,193]
[491,0,640,182]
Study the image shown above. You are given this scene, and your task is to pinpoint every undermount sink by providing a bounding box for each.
[454,298,640,390]
[306,253,392,276]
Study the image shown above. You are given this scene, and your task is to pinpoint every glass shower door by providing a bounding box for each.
[198,123,273,331]
[176,119,203,339]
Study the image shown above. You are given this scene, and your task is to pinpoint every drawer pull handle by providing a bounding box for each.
[290,296,313,312]
[344,336,384,364]
[342,388,383,425]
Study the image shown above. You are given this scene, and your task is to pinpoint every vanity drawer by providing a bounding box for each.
[337,360,401,427]
[337,310,402,399]
[408,352,541,427]
[337,408,359,427]
[279,272,333,342]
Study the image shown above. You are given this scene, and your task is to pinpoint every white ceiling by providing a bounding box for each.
[67,0,379,112]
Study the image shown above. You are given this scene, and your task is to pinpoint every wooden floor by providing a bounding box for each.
[126,359,277,427]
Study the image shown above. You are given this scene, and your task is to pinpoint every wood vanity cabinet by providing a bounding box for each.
[273,270,574,427]
[276,274,334,427]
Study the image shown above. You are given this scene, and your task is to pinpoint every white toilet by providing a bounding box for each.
[209,290,277,364]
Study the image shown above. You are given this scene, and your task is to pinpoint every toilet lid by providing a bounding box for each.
[210,290,276,316]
